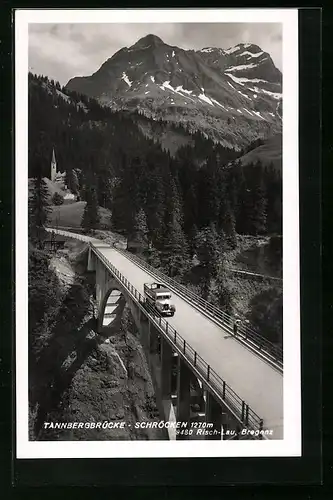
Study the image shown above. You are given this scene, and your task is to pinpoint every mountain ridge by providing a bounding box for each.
[66,34,282,149]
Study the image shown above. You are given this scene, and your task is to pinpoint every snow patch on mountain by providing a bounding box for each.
[159,81,196,103]
[259,88,282,100]
[238,50,264,59]
[226,73,245,86]
[198,92,214,106]
[211,98,227,110]
[174,86,195,102]
[161,81,174,92]
[232,77,269,84]
[253,110,265,120]
[121,72,132,87]
[224,45,241,55]
[247,85,282,100]
[172,50,175,57]
[226,62,258,72]
[276,102,282,119]
[243,108,254,116]
[238,90,252,100]
[175,85,193,95]
[150,76,155,83]
[201,47,214,53]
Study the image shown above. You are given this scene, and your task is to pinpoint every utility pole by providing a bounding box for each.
[56,207,60,232]
[51,230,56,253]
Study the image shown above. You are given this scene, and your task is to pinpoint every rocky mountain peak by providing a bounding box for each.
[66,34,282,149]
[132,33,165,49]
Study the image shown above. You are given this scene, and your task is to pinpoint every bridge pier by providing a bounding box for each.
[176,357,191,439]
[87,247,95,272]
[161,337,173,399]
[205,391,222,440]
[149,324,160,355]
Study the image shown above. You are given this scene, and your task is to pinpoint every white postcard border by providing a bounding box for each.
[15,8,300,459]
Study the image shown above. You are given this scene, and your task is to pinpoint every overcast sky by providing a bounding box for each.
[29,23,282,86]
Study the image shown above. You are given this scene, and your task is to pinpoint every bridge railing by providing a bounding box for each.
[45,227,96,242]
[113,246,283,369]
[46,227,282,369]
[91,244,264,436]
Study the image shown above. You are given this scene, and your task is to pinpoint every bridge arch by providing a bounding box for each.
[98,285,126,334]
[89,248,144,335]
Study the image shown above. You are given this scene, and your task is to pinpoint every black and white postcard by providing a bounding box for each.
[15,8,301,459]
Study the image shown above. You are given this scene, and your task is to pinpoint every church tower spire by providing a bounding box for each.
[51,148,57,182]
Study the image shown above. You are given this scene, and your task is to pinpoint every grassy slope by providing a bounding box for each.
[29,176,111,228]
[29,176,72,201]
[136,119,194,157]
[43,177,66,197]
[238,133,282,171]
[49,201,111,228]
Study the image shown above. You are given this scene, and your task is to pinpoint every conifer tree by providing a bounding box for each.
[159,174,189,277]
[250,163,268,235]
[29,165,51,247]
[193,223,221,299]
[127,208,149,253]
[28,245,61,355]
[65,168,79,194]
[197,155,220,227]
[160,209,189,277]
[223,201,237,249]
[235,162,268,236]
[110,176,128,233]
[52,192,64,206]
[81,187,100,232]
[215,259,233,314]
[265,164,282,234]
[194,223,220,279]
[135,208,149,241]
[159,179,189,279]
[216,275,233,314]
[248,288,282,345]
[187,223,198,259]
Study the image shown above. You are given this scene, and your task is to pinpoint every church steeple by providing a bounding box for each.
[51,148,57,182]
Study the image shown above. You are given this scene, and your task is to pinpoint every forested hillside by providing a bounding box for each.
[29,73,281,239]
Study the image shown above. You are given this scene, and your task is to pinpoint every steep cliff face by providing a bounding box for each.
[66,34,282,148]
[39,328,164,441]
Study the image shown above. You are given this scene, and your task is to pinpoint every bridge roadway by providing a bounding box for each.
[46,228,283,438]
[96,245,283,439]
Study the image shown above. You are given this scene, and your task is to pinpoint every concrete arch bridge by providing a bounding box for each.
[46,228,283,441]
